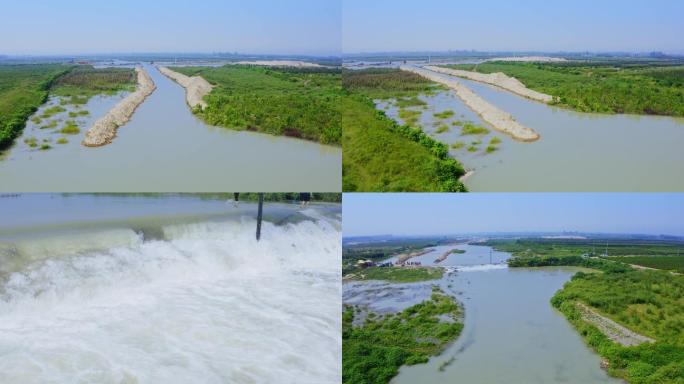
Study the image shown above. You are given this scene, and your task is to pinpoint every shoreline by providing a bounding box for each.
[426,65,554,103]
[158,66,213,110]
[400,66,540,142]
[82,67,156,147]
[235,60,323,68]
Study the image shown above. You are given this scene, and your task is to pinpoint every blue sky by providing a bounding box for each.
[343,0,684,54]
[343,194,684,237]
[0,0,340,56]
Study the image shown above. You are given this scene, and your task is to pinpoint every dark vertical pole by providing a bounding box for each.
[256,193,264,241]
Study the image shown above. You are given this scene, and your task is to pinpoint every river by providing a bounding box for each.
[0,64,341,192]
[343,244,622,383]
[0,194,341,383]
[378,66,684,191]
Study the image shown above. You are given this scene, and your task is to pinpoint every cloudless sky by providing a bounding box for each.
[343,194,684,237]
[343,0,684,54]
[0,0,340,56]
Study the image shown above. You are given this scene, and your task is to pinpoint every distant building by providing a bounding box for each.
[356,259,375,268]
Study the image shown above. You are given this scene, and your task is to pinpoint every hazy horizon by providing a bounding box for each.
[343,0,684,54]
[343,194,684,237]
[0,0,341,56]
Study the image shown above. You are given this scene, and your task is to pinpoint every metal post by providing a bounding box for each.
[256,193,264,241]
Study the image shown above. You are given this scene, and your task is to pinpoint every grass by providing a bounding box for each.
[23,137,37,148]
[451,141,465,150]
[433,110,455,119]
[343,287,463,384]
[39,143,51,150]
[343,68,442,99]
[446,62,684,116]
[51,66,136,100]
[552,270,684,383]
[435,123,450,134]
[173,65,341,145]
[485,144,498,153]
[40,105,66,119]
[342,95,466,192]
[461,122,490,135]
[398,109,422,126]
[605,256,684,273]
[467,145,478,152]
[349,267,444,283]
[60,121,80,135]
[56,137,68,144]
[490,137,502,145]
[0,64,70,152]
[396,97,427,108]
[41,120,58,129]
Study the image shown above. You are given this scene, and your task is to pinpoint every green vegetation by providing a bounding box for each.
[446,62,684,116]
[553,270,684,383]
[451,141,465,150]
[173,65,341,145]
[342,69,466,192]
[0,64,70,151]
[41,120,58,129]
[343,96,466,192]
[343,68,442,99]
[606,256,684,273]
[452,120,463,126]
[396,97,427,108]
[343,287,463,384]
[348,267,444,283]
[461,122,489,135]
[343,238,449,275]
[77,110,89,116]
[56,137,68,144]
[51,66,136,100]
[490,137,502,145]
[23,137,38,148]
[60,121,80,135]
[467,145,478,152]
[435,123,450,134]
[433,110,455,119]
[485,144,498,153]
[39,143,51,151]
[398,109,422,126]
[41,105,66,118]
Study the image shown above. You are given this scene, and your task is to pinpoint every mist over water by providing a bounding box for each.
[0,198,341,383]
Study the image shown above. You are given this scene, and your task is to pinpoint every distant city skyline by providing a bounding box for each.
[343,0,684,54]
[0,0,341,56]
[343,194,684,237]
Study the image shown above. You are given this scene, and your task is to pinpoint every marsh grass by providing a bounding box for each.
[39,143,51,150]
[60,120,80,135]
[433,110,455,119]
[461,122,490,135]
[23,137,38,148]
[485,144,498,153]
[451,141,465,149]
[398,109,422,126]
[41,105,66,119]
[56,137,68,144]
[490,137,502,145]
[396,97,427,108]
[435,123,450,134]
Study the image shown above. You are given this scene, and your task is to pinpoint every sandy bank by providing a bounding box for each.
[158,66,213,110]
[235,60,323,68]
[485,56,567,63]
[82,67,156,147]
[401,66,540,142]
[576,302,655,346]
[426,65,553,103]
[395,248,433,265]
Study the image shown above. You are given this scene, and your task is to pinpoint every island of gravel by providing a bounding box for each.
[82,67,156,147]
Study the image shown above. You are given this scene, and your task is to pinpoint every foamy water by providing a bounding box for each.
[0,214,341,383]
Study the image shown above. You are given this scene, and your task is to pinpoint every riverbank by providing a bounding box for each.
[235,60,323,68]
[82,67,156,147]
[158,66,213,109]
[400,66,540,142]
[426,65,553,103]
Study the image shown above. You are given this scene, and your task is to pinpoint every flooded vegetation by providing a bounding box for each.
[342,69,466,192]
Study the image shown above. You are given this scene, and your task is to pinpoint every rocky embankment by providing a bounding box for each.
[158,66,213,110]
[576,302,655,346]
[425,65,554,103]
[401,66,540,142]
[82,67,156,147]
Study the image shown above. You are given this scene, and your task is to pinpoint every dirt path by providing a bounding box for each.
[82,67,156,147]
[401,66,540,142]
[576,302,655,346]
[425,65,554,103]
[158,66,213,110]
